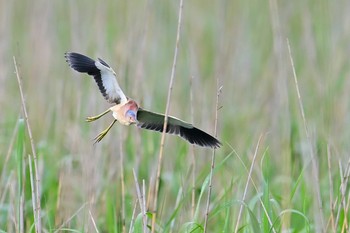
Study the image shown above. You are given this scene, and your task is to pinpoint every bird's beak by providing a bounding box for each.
[126,110,138,124]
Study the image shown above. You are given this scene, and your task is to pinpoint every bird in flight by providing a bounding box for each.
[65,52,221,148]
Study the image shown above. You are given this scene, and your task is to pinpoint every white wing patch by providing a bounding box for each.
[95,60,127,104]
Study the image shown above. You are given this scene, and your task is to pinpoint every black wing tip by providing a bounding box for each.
[208,138,222,149]
[64,52,82,66]
[137,121,222,149]
[180,126,222,149]
[64,52,72,64]
[64,52,81,63]
[194,135,222,149]
[64,52,99,75]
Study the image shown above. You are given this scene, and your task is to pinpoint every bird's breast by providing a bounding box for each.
[112,111,131,125]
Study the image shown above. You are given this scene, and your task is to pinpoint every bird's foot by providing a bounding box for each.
[86,116,99,122]
[92,120,116,144]
[86,109,111,122]
[93,130,108,144]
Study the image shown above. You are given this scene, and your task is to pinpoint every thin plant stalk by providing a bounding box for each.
[151,0,184,232]
[343,192,350,232]
[1,116,19,191]
[129,200,139,233]
[169,187,183,233]
[229,143,277,233]
[189,75,196,218]
[335,158,350,231]
[54,202,88,233]
[203,84,222,232]
[142,180,147,226]
[287,39,325,231]
[327,145,336,232]
[120,131,126,233]
[14,56,42,233]
[19,154,25,233]
[89,210,100,233]
[16,118,25,233]
[234,134,263,233]
[28,155,36,232]
[133,169,147,232]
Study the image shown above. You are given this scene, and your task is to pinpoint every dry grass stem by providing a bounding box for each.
[343,192,350,231]
[19,155,25,233]
[335,158,350,231]
[189,75,196,218]
[229,143,277,233]
[1,117,19,188]
[13,56,42,233]
[28,155,37,233]
[0,172,13,206]
[133,169,147,232]
[89,210,100,233]
[142,179,147,227]
[234,134,263,233]
[287,39,325,231]
[128,200,139,233]
[54,202,88,232]
[169,187,183,233]
[327,145,335,232]
[203,84,222,232]
[334,162,341,230]
[152,0,184,231]
[120,131,126,233]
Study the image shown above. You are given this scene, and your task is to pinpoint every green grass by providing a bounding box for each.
[1,0,350,232]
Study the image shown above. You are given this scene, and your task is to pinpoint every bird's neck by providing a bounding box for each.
[110,103,132,126]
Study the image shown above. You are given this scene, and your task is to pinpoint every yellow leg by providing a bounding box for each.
[86,108,111,122]
[93,120,117,144]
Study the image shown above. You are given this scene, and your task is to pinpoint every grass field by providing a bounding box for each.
[1,0,350,232]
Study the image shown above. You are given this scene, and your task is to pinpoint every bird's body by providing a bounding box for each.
[110,104,130,126]
[65,52,221,148]
[109,100,138,126]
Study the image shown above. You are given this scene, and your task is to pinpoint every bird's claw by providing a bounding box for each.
[86,116,98,122]
[92,120,116,144]
[93,131,107,144]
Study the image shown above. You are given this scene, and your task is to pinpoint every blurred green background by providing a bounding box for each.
[1,0,350,232]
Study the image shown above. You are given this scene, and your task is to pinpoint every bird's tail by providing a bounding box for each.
[65,52,99,76]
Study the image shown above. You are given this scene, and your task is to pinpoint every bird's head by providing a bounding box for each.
[125,99,139,124]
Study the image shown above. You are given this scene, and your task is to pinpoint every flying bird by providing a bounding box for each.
[65,52,221,148]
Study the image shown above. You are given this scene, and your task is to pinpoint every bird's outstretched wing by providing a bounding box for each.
[136,108,221,148]
[65,52,127,104]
